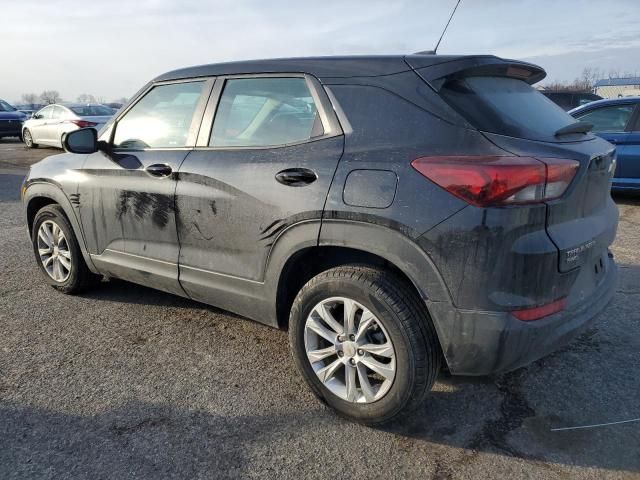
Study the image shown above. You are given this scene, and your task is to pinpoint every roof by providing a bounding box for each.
[594,77,640,87]
[568,96,640,114]
[153,54,535,82]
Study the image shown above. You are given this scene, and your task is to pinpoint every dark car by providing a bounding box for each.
[22,54,618,424]
[570,97,640,191]
[0,99,28,140]
[542,90,602,110]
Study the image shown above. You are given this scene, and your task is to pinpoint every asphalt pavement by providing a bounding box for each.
[0,138,638,479]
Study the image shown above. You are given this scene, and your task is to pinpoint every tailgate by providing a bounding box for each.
[483,133,618,274]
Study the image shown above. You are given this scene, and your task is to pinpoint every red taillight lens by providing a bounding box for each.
[411,156,579,207]
[512,298,566,321]
[70,120,97,128]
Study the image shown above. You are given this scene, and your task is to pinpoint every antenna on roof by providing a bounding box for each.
[415,0,462,55]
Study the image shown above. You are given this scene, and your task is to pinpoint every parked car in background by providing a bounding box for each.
[570,97,640,191]
[22,103,113,148]
[542,90,602,110]
[103,102,123,113]
[22,54,618,424]
[14,103,45,117]
[0,99,28,140]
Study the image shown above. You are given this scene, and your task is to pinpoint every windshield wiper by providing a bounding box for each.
[555,121,593,137]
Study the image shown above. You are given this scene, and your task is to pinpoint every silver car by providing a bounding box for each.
[22,103,113,148]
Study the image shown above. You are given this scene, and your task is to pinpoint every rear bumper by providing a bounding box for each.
[427,254,618,376]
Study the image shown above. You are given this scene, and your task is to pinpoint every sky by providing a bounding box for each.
[2,0,639,103]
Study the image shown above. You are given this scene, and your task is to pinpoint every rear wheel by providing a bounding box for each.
[23,128,38,148]
[288,265,441,425]
[32,205,100,293]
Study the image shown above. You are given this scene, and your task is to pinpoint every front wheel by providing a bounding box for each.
[288,265,441,425]
[23,128,38,148]
[32,205,101,293]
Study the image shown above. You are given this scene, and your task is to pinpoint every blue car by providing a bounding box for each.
[0,99,28,140]
[570,97,640,192]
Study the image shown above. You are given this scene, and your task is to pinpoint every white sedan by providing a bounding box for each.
[22,103,113,149]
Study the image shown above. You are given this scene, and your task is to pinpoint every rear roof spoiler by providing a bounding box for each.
[404,55,546,86]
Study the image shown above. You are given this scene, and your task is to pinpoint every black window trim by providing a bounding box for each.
[104,77,215,152]
[194,72,343,150]
[628,104,640,132]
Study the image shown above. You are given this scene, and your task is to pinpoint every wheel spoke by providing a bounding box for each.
[345,364,357,402]
[58,255,71,271]
[343,298,357,335]
[58,248,71,260]
[355,310,375,341]
[52,258,62,281]
[43,256,54,268]
[359,342,394,358]
[38,247,52,257]
[360,356,395,380]
[314,304,343,335]
[307,345,337,363]
[306,316,338,344]
[317,358,343,383]
[356,363,376,402]
[52,224,61,245]
[38,228,53,248]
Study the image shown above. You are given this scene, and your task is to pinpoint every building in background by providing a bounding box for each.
[594,77,640,99]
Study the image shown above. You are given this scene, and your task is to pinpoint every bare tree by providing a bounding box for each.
[40,90,62,104]
[112,97,128,105]
[21,93,39,105]
[77,93,97,103]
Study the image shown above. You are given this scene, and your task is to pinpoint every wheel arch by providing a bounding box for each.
[268,219,452,332]
[24,182,98,273]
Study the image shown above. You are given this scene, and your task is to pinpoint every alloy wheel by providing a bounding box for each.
[304,296,396,403]
[37,220,72,282]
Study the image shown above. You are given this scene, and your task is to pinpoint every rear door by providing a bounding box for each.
[175,74,343,309]
[78,79,211,295]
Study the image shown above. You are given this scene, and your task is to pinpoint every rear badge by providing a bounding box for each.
[565,240,596,265]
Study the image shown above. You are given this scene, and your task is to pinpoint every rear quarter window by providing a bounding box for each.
[440,76,576,141]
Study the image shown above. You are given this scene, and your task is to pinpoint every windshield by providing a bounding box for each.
[70,105,114,116]
[440,76,577,141]
[0,100,17,112]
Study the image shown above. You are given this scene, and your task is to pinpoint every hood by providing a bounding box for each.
[0,111,27,121]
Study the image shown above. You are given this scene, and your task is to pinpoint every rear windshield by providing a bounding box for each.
[70,105,113,116]
[440,76,577,141]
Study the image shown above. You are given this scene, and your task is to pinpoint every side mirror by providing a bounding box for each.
[33,114,42,119]
[63,128,98,154]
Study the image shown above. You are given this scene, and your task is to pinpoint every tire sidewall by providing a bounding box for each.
[32,207,81,291]
[290,274,417,423]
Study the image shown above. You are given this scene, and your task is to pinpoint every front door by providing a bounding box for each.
[78,79,211,295]
[175,75,343,311]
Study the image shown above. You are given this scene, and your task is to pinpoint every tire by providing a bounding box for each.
[23,128,38,148]
[289,265,441,425]
[32,205,101,294]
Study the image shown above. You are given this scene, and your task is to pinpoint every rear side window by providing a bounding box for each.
[113,81,205,149]
[440,76,575,141]
[210,77,323,147]
[573,104,635,132]
[70,105,113,116]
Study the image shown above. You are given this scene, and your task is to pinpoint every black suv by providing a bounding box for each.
[23,55,618,424]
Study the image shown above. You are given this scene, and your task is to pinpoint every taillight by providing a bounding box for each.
[512,298,566,321]
[69,120,97,128]
[411,156,579,207]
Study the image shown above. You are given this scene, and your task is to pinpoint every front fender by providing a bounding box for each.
[23,180,98,274]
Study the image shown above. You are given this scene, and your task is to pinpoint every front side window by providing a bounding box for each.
[574,105,635,132]
[210,77,323,147]
[113,81,205,149]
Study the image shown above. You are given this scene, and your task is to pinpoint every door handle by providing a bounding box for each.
[275,168,317,186]
[145,163,173,178]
